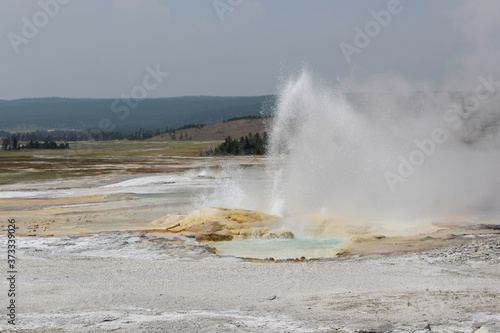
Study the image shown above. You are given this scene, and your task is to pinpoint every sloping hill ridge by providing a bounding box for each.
[151,118,269,141]
[0,96,275,131]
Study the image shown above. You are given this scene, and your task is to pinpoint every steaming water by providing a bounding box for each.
[213,238,347,260]
[203,69,500,241]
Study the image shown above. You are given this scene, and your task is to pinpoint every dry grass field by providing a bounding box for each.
[0,140,220,185]
[0,118,270,185]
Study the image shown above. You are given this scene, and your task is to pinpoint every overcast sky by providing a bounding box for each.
[1,0,499,100]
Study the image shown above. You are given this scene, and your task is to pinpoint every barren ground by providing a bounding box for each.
[1,143,499,332]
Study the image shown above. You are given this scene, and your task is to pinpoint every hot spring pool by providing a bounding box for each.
[211,238,348,260]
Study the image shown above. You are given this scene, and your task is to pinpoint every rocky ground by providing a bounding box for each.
[422,235,500,265]
[1,230,499,333]
[1,164,499,332]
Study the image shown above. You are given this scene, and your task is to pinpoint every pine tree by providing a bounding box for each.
[11,135,18,150]
[2,137,9,150]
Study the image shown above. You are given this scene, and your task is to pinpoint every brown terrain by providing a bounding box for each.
[2,148,500,332]
[150,118,268,141]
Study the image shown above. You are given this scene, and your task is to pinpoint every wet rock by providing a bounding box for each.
[195,232,233,242]
[335,250,352,257]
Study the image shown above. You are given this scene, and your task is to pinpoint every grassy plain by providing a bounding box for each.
[0,140,221,185]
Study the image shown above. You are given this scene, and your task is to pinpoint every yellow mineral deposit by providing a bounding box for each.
[150,207,293,241]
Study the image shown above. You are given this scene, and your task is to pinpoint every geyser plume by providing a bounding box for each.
[201,69,500,238]
[265,69,500,236]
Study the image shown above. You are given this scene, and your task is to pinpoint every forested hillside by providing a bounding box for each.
[0,96,275,131]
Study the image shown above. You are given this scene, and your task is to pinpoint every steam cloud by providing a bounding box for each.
[266,69,500,235]
[201,0,500,237]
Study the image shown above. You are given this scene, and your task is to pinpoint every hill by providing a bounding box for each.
[0,96,275,131]
[150,118,269,141]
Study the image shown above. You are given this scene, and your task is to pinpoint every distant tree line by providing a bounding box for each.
[126,128,156,141]
[0,122,209,144]
[169,123,206,131]
[0,116,266,145]
[2,135,69,151]
[162,123,205,141]
[205,132,267,156]
[224,115,271,122]
[0,129,85,142]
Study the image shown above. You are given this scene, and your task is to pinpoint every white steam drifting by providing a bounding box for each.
[202,69,500,237]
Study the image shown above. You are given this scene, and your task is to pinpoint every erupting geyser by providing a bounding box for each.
[205,69,500,239]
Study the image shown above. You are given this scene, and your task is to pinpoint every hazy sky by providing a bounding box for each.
[1,0,499,99]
